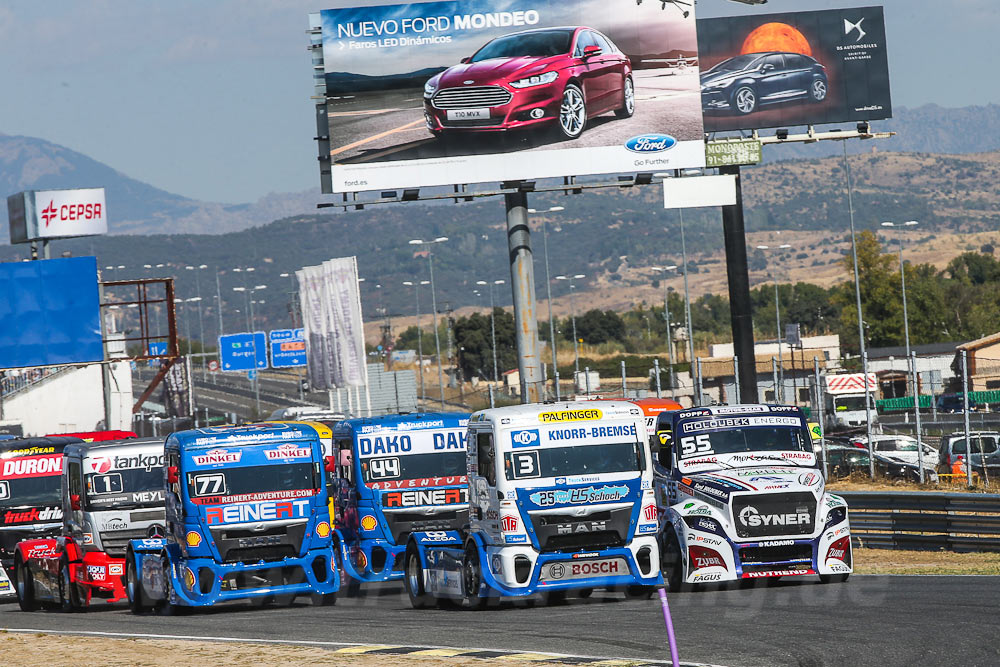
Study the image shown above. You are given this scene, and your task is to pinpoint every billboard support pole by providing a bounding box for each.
[505,189,544,404]
[719,165,758,403]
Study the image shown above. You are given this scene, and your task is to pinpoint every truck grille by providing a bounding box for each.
[383,508,466,544]
[731,492,816,539]
[101,527,155,557]
[530,507,630,553]
[212,522,307,563]
[739,543,813,565]
[432,86,511,109]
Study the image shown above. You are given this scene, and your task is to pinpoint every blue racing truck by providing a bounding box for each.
[331,413,470,589]
[652,404,852,588]
[125,423,339,613]
[403,402,661,608]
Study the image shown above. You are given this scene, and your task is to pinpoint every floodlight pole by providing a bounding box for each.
[505,189,544,404]
[719,165,758,403]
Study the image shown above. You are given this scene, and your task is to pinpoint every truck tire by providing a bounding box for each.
[661,531,685,592]
[820,573,850,584]
[60,558,84,612]
[157,558,181,616]
[126,555,148,614]
[404,543,433,609]
[577,588,593,599]
[310,591,337,606]
[14,556,38,612]
[624,585,655,599]
[461,543,497,610]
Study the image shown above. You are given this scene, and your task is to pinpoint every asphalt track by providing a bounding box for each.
[3,576,1000,666]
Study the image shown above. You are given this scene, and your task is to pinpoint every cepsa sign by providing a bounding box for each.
[7,187,108,244]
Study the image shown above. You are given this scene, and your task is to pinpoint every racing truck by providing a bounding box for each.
[0,436,83,600]
[331,412,470,589]
[125,423,339,613]
[12,437,166,611]
[653,404,852,588]
[403,401,661,608]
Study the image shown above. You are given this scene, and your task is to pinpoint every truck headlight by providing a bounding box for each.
[509,71,558,89]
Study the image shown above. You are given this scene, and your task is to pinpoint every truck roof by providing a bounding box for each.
[470,401,641,428]
[333,412,470,437]
[167,423,321,451]
[63,436,165,460]
[0,436,83,455]
[672,403,806,419]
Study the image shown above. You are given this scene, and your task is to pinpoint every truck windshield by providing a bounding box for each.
[85,468,163,508]
[503,441,641,481]
[678,424,810,460]
[361,452,466,485]
[0,476,60,509]
[835,395,872,411]
[186,463,318,505]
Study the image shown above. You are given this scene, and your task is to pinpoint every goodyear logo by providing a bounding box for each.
[539,409,602,423]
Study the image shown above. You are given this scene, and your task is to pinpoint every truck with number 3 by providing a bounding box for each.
[404,402,661,608]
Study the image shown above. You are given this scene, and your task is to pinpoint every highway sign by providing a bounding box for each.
[248,370,257,381]
[218,332,267,372]
[147,341,168,356]
[208,360,219,372]
[269,328,307,368]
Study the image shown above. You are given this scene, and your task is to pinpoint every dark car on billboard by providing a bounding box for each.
[700,51,827,115]
[423,26,633,141]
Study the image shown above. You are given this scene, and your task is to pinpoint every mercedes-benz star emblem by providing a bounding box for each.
[147,524,165,538]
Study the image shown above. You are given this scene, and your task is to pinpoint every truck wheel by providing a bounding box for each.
[157,559,181,616]
[127,556,148,614]
[661,531,685,592]
[14,557,38,612]
[310,592,337,606]
[461,544,491,609]
[404,544,433,609]
[577,588,593,599]
[820,573,850,584]
[624,585,655,599]
[543,590,567,606]
[60,559,84,612]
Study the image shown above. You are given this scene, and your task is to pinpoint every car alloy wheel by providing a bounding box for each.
[558,84,587,139]
[811,79,827,102]
[615,76,635,119]
[734,86,757,114]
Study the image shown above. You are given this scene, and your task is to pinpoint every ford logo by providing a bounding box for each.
[624,134,677,153]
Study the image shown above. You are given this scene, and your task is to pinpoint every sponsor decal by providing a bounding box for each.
[86,565,106,580]
[529,485,629,507]
[383,487,466,508]
[743,569,815,579]
[549,563,566,579]
[109,563,124,576]
[2,506,62,525]
[638,524,657,534]
[190,488,315,505]
[688,534,723,546]
[491,555,503,575]
[1,454,63,479]
[683,502,695,509]
[26,546,57,559]
[500,514,519,532]
[556,520,607,535]
[88,453,164,472]
[641,480,652,490]
[360,515,378,531]
[538,409,602,423]
[183,567,197,591]
[359,435,413,455]
[100,517,129,532]
[204,499,311,524]
[510,429,540,448]
[681,416,801,432]
[625,134,676,153]
[504,534,527,544]
[687,507,711,516]
[738,506,811,528]
[264,444,311,460]
[83,533,94,545]
[192,449,241,466]
[828,562,851,573]
[748,475,786,483]
[547,423,637,442]
[420,531,454,542]
[696,518,719,533]
[692,482,728,499]
[369,476,466,489]
[694,554,725,569]
[758,540,794,548]
[643,504,658,521]
[692,572,723,582]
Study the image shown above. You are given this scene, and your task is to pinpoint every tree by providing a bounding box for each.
[453,308,517,381]
[834,230,903,351]
[394,325,436,354]
[570,309,625,345]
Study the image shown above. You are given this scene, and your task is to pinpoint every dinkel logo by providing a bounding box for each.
[40,201,58,226]
[844,17,866,42]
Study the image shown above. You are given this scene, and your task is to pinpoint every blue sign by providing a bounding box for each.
[219,332,267,372]
[147,341,168,356]
[248,370,257,381]
[269,328,307,368]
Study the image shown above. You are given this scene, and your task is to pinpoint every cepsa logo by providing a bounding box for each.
[383,487,467,508]
[39,199,103,227]
[192,449,241,466]
[1,454,63,479]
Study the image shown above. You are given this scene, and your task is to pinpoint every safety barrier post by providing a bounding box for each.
[621,360,627,398]
[910,351,924,483]
[695,358,703,406]
[963,350,973,488]
[654,359,662,399]
[814,357,828,479]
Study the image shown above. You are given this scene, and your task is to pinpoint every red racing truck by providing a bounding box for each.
[12,437,165,611]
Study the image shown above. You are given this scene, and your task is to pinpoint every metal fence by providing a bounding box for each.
[839,490,1000,552]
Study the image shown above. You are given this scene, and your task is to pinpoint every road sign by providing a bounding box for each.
[269,328,307,368]
[208,360,219,372]
[248,370,257,381]
[219,332,267,372]
[147,341,168,356]
[705,139,762,167]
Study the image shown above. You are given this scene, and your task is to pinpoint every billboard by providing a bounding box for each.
[7,188,108,244]
[0,256,104,369]
[318,0,705,193]
[697,6,891,132]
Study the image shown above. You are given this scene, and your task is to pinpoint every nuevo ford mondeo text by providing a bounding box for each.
[424,27,634,141]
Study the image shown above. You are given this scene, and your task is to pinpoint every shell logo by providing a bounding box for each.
[316,521,331,538]
[356,549,368,570]
[183,567,197,592]
[185,531,202,547]
[360,515,378,531]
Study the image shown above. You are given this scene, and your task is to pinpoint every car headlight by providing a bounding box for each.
[424,80,438,96]
[509,71,558,89]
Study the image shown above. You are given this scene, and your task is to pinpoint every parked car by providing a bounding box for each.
[936,393,980,413]
[821,444,937,483]
[849,435,938,468]
[424,26,633,140]
[701,51,828,115]
[936,432,1000,475]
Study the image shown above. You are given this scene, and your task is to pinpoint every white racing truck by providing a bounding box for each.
[653,404,852,587]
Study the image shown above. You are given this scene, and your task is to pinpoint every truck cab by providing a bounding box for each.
[653,404,852,587]
[0,436,82,600]
[824,373,878,430]
[404,401,661,608]
[331,413,471,586]
[125,423,338,613]
[12,437,165,611]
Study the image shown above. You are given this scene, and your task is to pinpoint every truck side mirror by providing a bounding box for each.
[167,465,179,485]
[70,494,81,511]
[324,456,336,473]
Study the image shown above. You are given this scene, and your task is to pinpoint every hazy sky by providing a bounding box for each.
[0,0,995,203]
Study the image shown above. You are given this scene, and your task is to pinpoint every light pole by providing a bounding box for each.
[244,285,267,418]
[403,280,430,405]
[555,274,585,377]
[232,267,256,333]
[477,279,506,383]
[880,221,918,362]
[756,244,792,402]
[186,264,208,378]
[529,206,565,398]
[652,265,678,398]
[409,237,449,409]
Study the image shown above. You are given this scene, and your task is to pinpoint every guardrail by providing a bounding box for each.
[838,490,1000,552]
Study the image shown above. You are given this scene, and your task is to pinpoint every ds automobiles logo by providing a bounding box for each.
[40,201,57,227]
[844,17,866,42]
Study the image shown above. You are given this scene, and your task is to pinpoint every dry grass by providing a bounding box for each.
[853,548,1000,575]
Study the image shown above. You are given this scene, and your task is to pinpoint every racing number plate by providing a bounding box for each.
[446,108,489,120]
[539,557,628,582]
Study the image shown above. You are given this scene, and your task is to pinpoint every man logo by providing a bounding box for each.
[844,17,866,42]
[510,429,539,447]
[40,201,57,226]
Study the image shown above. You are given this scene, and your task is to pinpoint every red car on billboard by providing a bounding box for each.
[423,26,634,141]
